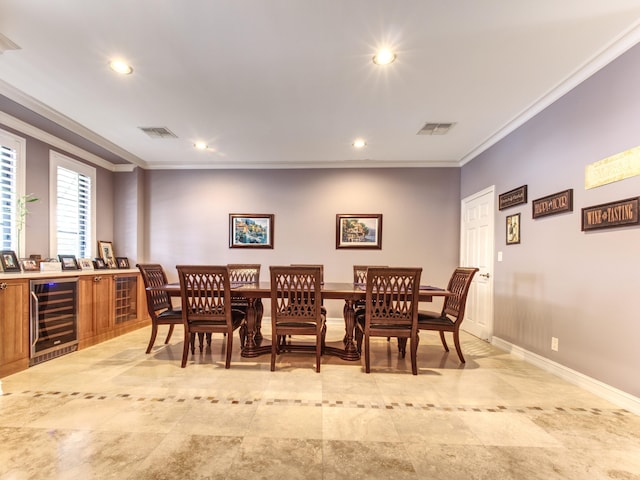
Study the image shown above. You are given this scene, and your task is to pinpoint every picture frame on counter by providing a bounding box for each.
[116,257,130,269]
[0,250,21,272]
[98,240,117,268]
[21,258,39,271]
[59,254,79,270]
[0,250,22,272]
[93,257,107,269]
[78,258,94,270]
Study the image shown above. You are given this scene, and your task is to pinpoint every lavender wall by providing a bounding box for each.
[0,123,116,260]
[143,167,461,317]
[461,44,640,397]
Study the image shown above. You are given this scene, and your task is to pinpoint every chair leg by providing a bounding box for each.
[453,332,465,363]
[181,330,190,368]
[355,327,363,353]
[146,323,159,354]
[225,330,233,369]
[411,335,419,375]
[316,333,322,373]
[364,335,371,373]
[439,331,450,352]
[197,332,205,352]
[164,324,175,345]
[397,338,407,358]
[270,334,277,371]
[207,332,212,346]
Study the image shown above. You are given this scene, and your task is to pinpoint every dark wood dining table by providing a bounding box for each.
[150,281,451,361]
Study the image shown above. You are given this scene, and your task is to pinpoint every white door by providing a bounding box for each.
[460,186,494,341]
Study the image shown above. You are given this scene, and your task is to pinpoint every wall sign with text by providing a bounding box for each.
[532,189,573,219]
[581,197,639,231]
[499,185,527,210]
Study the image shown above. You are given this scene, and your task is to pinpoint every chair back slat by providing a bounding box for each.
[271,266,323,323]
[353,265,388,284]
[137,264,172,314]
[365,267,422,329]
[227,264,261,284]
[177,265,231,324]
[442,267,479,321]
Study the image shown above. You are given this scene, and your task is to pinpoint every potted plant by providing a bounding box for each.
[16,193,39,258]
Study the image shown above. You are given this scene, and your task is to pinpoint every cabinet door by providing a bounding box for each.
[114,275,139,324]
[94,275,113,334]
[0,279,30,374]
[78,276,97,340]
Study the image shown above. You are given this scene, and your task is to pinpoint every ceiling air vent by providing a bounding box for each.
[138,127,178,139]
[417,122,456,135]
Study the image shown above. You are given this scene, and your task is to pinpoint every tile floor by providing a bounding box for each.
[1,321,639,480]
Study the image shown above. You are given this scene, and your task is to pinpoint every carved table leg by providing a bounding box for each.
[341,299,360,361]
[241,298,268,357]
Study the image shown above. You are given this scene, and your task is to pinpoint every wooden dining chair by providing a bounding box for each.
[137,263,182,353]
[270,266,326,372]
[290,263,327,317]
[176,265,247,368]
[417,267,478,363]
[355,267,422,375]
[228,263,262,336]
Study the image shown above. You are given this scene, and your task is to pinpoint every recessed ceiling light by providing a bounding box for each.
[372,49,396,65]
[352,139,367,148]
[109,60,133,75]
[194,142,208,150]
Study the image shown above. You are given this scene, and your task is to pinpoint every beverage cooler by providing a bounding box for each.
[30,278,79,366]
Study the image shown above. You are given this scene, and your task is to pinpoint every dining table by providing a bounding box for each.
[150,281,451,361]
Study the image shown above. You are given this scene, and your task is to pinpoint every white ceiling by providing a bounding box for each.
[1,0,640,170]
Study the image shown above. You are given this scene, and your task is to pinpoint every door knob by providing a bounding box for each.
[479,272,490,279]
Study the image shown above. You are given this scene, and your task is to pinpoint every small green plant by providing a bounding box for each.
[16,193,39,257]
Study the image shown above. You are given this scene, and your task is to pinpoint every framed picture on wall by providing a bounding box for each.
[506,213,521,245]
[98,240,117,268]
[336,214,383,249]
[229,214,274,249]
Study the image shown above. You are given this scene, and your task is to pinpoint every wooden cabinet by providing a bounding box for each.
[78,274,113,344]
[77,271,148,348]
[0,279,30,377]
[1,270,149,375]
[114,275,139,324]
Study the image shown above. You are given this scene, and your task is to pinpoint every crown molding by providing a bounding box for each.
[0,110,121,172]
[0,79,146,168]
[142,159,459,170]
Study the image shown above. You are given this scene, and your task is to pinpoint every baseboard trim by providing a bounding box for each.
[492,336,640,416]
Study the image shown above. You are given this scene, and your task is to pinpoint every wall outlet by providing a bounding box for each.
[551,337,559,351]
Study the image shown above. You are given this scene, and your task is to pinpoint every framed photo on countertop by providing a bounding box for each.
[0,250,21,272]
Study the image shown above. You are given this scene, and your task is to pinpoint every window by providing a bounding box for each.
[50,151,96,259]
[0,129,26,253]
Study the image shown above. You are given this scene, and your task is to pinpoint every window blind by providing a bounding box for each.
[56,165,91,258]
[0,143,18,250]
